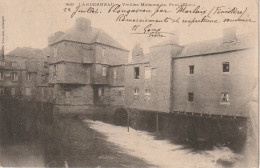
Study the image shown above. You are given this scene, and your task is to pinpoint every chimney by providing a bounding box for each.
[223,27,237,43]
[54,31,65,40]
[48,35,54,45]
[132,44,143,57]
[48,31,65,45]
[76,18,91,31]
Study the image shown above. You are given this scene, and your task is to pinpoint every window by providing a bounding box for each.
[26,72,32,81]
[152,68,157,77]
[41,74,48,82]
[11,87,16,96]
[145,89,151,100]
[0,87,4,95]
[65,91,70,98]
[44,62,48,68]
[189,65,194,74]
[145,89,151,95]
[53,65,57,77]
[12,62,17,67]
[134,67,140,79]
[0,61,5,67]
[223,62,229,72]
[0,72,4,80]
[11,72,18,81]
[98,88,104,97]
[25,88,32,96]
[41,88,45,96]
[118,91,123,96]
[188,92,194,102]
[54,46,58,57]
[48,89,53,97]
[102,66,107,76]
[101,48,106,57]
[145,67,151,79]
[113,69,117,79]
[221,92,230,103]
[134,88,139,100]
[134,88,139,95]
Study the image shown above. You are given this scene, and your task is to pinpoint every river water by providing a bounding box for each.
[84,119,256,168]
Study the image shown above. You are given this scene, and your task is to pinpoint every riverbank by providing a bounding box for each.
[0,114,153,167]
[51,114,153,167]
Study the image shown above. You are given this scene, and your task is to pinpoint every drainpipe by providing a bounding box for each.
[1,16,5,61]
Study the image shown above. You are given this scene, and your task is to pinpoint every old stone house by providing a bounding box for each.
[48,18,128,113]
[0,47,52,101]
[125,28,257,118]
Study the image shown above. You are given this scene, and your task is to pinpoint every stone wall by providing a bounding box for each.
[172,49,257,117]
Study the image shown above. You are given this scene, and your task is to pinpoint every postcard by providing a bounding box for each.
[0,0,258,167]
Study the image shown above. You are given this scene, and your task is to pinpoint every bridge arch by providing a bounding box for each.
[113,108,128,126]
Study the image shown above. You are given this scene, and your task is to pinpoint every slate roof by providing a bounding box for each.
[50,26,128,51]
[7,47,42,59]
[128,54,150,65]
[176,35,251,58]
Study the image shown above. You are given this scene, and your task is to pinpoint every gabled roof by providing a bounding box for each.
[50,26,128,51]
[7,47,42,59]
[129,54,150,65]
[176,35,251,58]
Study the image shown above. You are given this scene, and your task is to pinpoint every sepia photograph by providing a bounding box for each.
[0,0,258,167]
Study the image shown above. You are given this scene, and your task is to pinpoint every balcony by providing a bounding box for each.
[49,63,90,85]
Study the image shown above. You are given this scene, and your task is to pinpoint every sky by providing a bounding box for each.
[0,0,257,54]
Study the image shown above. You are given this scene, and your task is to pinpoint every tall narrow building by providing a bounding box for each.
[48,18,129,113]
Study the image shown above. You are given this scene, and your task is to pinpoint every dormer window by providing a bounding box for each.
[132,44,143,57]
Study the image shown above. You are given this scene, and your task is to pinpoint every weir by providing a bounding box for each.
[91,106,249,152]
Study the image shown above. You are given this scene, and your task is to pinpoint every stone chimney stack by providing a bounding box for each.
[223,27,237,43]
[48,35,54,45]
[76,17,91,31]
[48,31,65,45]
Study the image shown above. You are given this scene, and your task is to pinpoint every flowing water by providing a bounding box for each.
[0,98,257,167]
[84,119,249,168]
